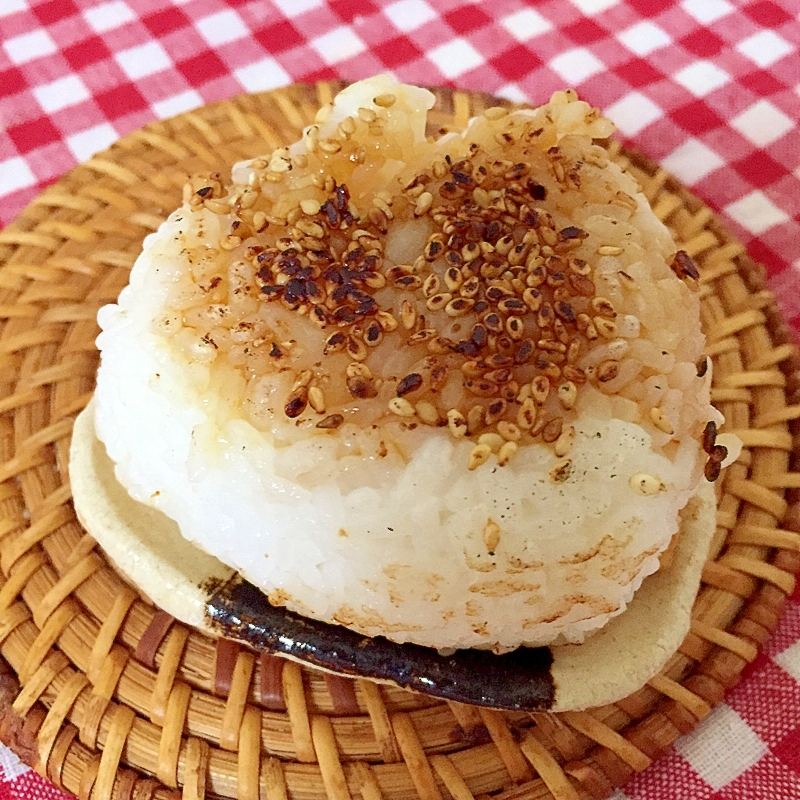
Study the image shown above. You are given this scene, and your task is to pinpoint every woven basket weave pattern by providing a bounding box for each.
[0,83,799,800]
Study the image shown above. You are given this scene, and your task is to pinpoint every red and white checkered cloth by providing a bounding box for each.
[1,1,799,798]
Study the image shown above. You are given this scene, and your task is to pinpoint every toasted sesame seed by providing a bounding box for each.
[460,360,483,379]
[531,376,550,405]
[445,297,474,317]
[467,404,485,435]
[465,379,500,397]
[431,159,447,179]
[569,273,595,296]
[497,440,518,467]
[576,313,598,340]
[284,387,308,418]
[629,473,665,495]
[590,297,616,318]
[485,353,512,369]
[613,191,638,213]
[597,245,624,256]
[557,381,578,410]
[416,401,439,426]
[505,316,525,340]
[363,272,387,290]
[482,312,504,334]
[213,116,681,445]
[650,407,674,435]
[347,336,368,361]
[358,107,377,123]
[495,235,514,256]
[447,409,468,438]
[540,227,557,247]
[444,266,463,291]
[364,320,383,346]
[596,359,620,382]
[522,287,543,312]
[375,310,398,331]
[318,139,342,154]
[338,117,357,137]
[346,363,372,381]
[460,276,481,298]
[303,125,319,151]
[295,218,324,238]
[347,373,377,400]
[513,401,537,437]
[414,192,433,216]
[397,372,423,397]
[472,187,490,208]
[219,235,242,251]
[324,332,347,353]
[401,300,417,330]
[424,238,444,262]
[484,400,507,427]
[426,292,453,312]
[428,336,455,355]
[388,397,416,417]
[292,370,313,391]
[704,457,722,481]
[408,328,437,345]
[554,425,575,456]
[308,386,326,414]
[618,270,637,288]
[268,157,292,173]
[422,273,441,298]
[316,414,343,429]
[562,365,586,386]
[373,93,397,107]
[239,190,258,209]
[542,417,563,443]
[497,421,522,442]
[286,208,304,226]
[468,443,492,470]
[594,317,617,338]
[670,250,700,281]
[253,212,268,232]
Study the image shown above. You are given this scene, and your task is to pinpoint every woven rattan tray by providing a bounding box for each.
[1,82,799,800]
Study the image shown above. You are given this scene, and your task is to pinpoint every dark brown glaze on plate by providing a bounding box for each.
[206,576,555,711]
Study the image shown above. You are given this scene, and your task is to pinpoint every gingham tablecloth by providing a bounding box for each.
[1,1,799,798]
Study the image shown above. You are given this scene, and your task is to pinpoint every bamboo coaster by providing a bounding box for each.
[0,82,798,800]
